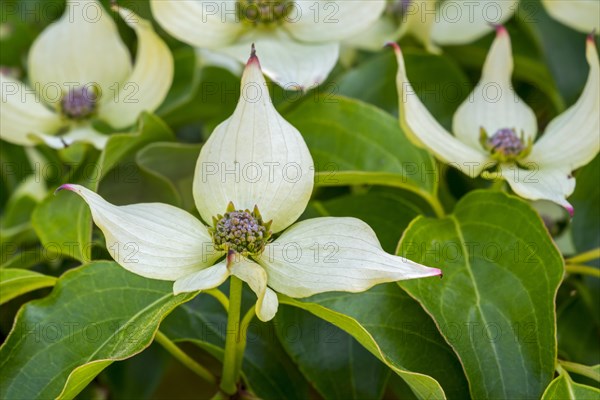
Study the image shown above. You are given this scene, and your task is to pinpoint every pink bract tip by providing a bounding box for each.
[55,184,74,195]
[385,41,401,54]
[494,24,508,36]
[587,31,597,43]
[247,43,260,66]
[566,205,574,218]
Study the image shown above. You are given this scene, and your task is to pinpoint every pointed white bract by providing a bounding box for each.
[287,0,387,43]
[392,28,600,212]
[542,0,600,33]
[58,184,221,280]
[525,38,600,171]
[452,28,538,149]
[28,0,132,100]
[193,52,315,233]
[229,258,279,322]
[259,217,442,298]
[430,0,518,46]
[390,42,492,177]
[0,75,62,146]
[99,7,174,129]
[150,0,386,89]
[0,1,173,149]
[218,30,339,91]
[61,47,441,321]
[399,0,597,52]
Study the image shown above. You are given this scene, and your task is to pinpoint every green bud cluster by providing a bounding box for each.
[480,127,533,163]
[60,86,98,120]
[237,0,294,25]
[210,202,272,256]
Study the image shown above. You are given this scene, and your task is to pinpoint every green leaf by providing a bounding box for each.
[338,49,470,128]
[516,0,589,106]
[398,190,564,399]
[557,281,600,366]
[161,292,309,400]
[306,187,434,253]
[0,261,194,399]
[97,112,175,183]
[570,154,600,252]
[0,268,56,305]
[156,47,200,117]
[541,374,600,399]
[283,96,442,215]
[136,142,201,211]
[279,284,470,400]
[97,161,180,206]
[32,191,93,262]
[275,305,390,400]
[162,66,240,136]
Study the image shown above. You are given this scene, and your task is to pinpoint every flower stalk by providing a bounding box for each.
[154,331,217,385]
[220,276,244,395]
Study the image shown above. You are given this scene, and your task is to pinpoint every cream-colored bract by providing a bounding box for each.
[150,0,386,89]
[391,27,600,213]
[355,0,598,54]
[59,49,441,322]
[0,0,173,149]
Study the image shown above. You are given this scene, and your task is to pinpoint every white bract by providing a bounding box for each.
[58,49,441,322]
[0,0,173,149]
[351,0,599,54]
[391,27,600,213]
[150,0,386,89]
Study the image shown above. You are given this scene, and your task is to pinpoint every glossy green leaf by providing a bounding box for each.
[516,0,589,106]
[0,261,194,399]
[0,268,56,304]
[97,161,180,206]
[541,374,600,399]
[398,190,564,399]
[338,49,470,128]
[97,112,175,182]
[279,284,470,400]
[284,96,441,214]
[161,292,310,400]
[275,305,390,400]
[306,187,433,253]
[557,281,600,366]
[136,142,201,211]
[31,191,93,262]
[156,47,200,117]
[570,154,600,253]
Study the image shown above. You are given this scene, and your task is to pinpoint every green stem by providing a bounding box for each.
[205,288,230,311]
[220,276,244,395]
[155,331,217,385]
[425,194,446,218]
[490,179,506,191]
[567,248,600,265]
[565,264,600,278]
[559,360,600,382]
[234,307,256,382]
[555,363,570,378]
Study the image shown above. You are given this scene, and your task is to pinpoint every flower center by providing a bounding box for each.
[210,203,272,256]
[61,86,97,120]
[481,127,532,162]
[237,0,294,25]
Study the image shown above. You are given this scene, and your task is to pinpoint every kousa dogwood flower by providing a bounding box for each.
[57,48,441,322]
[374,0,599,54]
[0,0,173,149]
[150,0,386,89]
[390,27,600,213]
